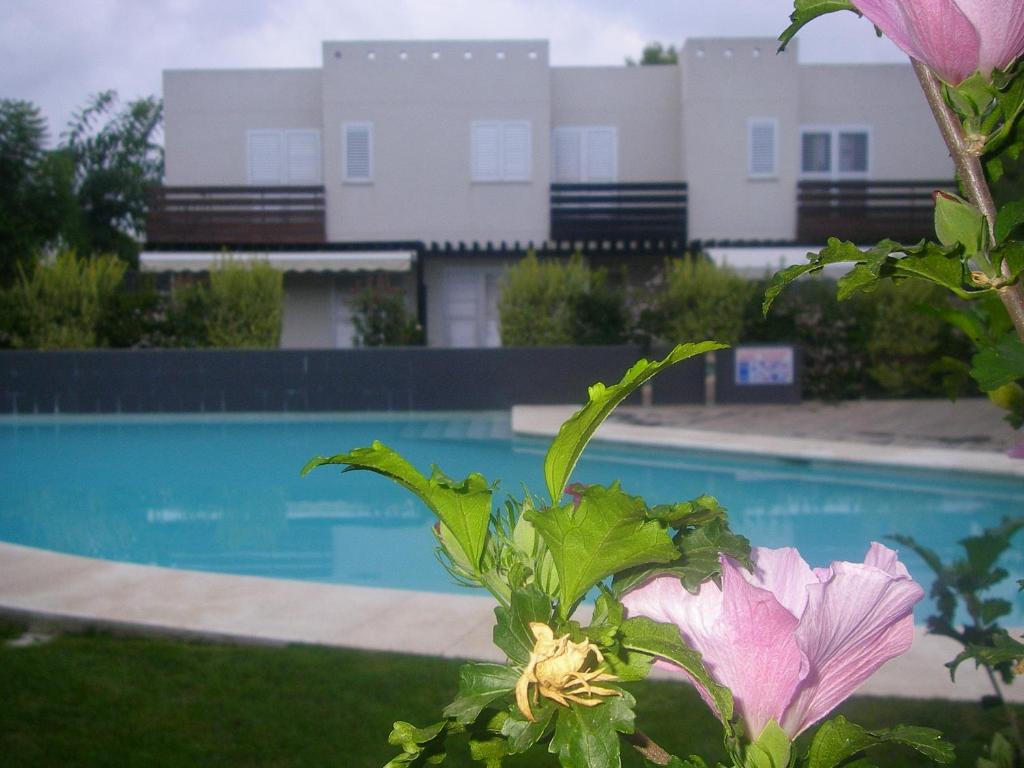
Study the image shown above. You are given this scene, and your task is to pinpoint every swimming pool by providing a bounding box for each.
[2,412,1023,623]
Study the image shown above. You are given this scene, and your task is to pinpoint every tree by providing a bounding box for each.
[0,100,74,285]
[625,42,679,66]
[61,90,164,264]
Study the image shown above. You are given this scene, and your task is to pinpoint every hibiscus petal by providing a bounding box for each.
[954,0,1024,76]
[780,547,924,736]
[741,546,818,620]
[623,561,809,739]
[853,0,981,84]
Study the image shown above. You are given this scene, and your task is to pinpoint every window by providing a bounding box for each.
[801,126,870,176]
[748,118,777,178]
[471,120,532,182]
[343,122,373,182]
[246,129,322,185]
[552,126,618,182]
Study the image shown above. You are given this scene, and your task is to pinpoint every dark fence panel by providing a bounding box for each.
[796,179,952,244]
[0,347,708,415]
[550,182,688,242]
[146,186,326,245]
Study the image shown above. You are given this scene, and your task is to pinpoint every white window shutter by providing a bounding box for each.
[285,130,321,184]
[247,130,283,184]
[501,122,531,181]
[584,127,617,182]
[471,122,501,181]
[343,123,373,182]
[748,119,777,178]
[801,131,831,174]
[552,128,582,182]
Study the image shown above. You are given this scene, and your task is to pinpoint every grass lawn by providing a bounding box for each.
[0,617,1013,767]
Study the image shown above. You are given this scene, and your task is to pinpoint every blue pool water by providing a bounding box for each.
[2,413,1023,623]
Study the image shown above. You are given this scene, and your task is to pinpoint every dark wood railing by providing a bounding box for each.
[550,182,687,242]
[797,179,953,244]
[146,186,326,245]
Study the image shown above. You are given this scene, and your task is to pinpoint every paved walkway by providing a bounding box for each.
[2,399,1023,704]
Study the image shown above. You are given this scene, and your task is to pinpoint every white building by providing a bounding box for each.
[143,37,952,348]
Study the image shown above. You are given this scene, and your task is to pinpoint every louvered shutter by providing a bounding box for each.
[247,130,283,184]
[501,122,530,181]
[584,127,617,182]
[471,122,501,181]
[343,123,373,182]
[286,130,321,183]
[748,119,777,178]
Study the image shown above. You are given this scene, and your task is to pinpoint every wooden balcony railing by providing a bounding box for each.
[146,186,326,245]
[550,182,688,242]
[797,179,953,244]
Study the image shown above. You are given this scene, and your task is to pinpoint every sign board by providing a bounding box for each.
[734,346,794,386]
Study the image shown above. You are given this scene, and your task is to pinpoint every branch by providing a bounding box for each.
[624,729,674,765]
[912,60,1024,341]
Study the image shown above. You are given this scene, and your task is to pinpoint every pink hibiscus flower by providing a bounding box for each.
[850,0,1024,84]
[621,543,923,740]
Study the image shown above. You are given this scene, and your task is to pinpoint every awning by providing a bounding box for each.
[139,250,414,273]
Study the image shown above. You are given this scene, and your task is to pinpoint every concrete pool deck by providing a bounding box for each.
[2,399,1023,704]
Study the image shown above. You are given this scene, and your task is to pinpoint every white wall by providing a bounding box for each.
[163,69,323,185]
[682,38,801,241]
[321,40,551,244]
[551,66,683,181]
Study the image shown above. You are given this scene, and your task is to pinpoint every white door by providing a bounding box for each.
[441,267,503,348]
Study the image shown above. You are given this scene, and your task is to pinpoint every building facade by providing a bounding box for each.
[144,37,952,348]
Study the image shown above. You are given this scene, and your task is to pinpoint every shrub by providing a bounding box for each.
[2,250,126,349]
[498,252,589,346]
[202,259,283,348]
[96,275,168,348]
[639,257,752,347]
[351,278,423,347]
[567,267,629,345]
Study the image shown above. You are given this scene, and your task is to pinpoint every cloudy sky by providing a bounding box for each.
[3,0,906,138]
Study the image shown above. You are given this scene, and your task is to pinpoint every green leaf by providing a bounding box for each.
[675,517,752,593]
[493,584,552,664]
[992,242,1024,283]
[763,239,863,314]
[882,726,955,763]
[585,589,625,646]
[978,733,1015,768]
[934,191,986,257]
[501,702,556,753]
[302,441,493,571]
[779,0,857,51]
[525,484,678,616]
[806,717,954,768]
[807,717,878,768]
[385,720,450,767]
[745,720,791,768]
[548,691,636,768]
[443,663,520,725]
[619,616,734,728]
[948,631,1024,679]
[469,736,510,768]
[543,342,725,505]
[648,495,727,528]
[996,200,1024,243]
[971,333,1024,391]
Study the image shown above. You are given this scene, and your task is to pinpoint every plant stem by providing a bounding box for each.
[912,60,1024,341]
[624,729,673,765]
[983,665,1024,760]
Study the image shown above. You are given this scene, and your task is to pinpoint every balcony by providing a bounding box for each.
[146,186,326,246]
[550,182,688,242]
[797,180,953,244]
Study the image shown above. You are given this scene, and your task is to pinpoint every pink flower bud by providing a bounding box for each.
[851,0,1024,84]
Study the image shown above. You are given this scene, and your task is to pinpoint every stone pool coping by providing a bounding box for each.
[510,405,1024,478]
[1,540,1021,702]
